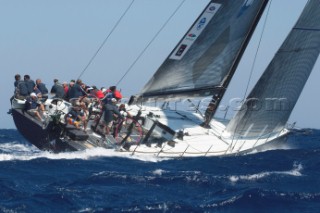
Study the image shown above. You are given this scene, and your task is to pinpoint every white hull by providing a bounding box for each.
[10,98,289,157]
[117,105,289,157]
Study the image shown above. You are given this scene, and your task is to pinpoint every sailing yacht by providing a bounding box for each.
[10,0,320,156]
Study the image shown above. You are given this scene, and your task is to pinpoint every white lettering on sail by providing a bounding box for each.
[169,3,221,60]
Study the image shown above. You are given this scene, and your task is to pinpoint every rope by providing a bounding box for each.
[116,0,187,86]
[242,0,273,99]
[77,0,135,80]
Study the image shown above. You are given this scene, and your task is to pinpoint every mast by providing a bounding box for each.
[202,0,269,127]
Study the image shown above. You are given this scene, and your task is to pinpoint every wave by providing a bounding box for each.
[200,189,320,211]
[229,162,303,182]
[152,169,168,176]
[0,144,169,162]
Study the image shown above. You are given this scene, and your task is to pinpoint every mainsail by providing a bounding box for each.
[137,0,269,101]
[226,0,320,138]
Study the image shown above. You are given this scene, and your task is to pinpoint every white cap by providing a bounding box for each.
[30,92,37,97]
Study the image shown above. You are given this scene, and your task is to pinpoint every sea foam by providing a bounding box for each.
[229,162,303,183]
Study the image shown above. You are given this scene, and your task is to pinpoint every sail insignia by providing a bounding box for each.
[137,0,269,101]
[169,3,221,60]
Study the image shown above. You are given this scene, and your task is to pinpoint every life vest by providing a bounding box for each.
[114,90,122,100]
[67,118,80,128]
[95,90,104,99]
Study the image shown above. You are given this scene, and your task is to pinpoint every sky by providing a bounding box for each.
[1,0,318,130]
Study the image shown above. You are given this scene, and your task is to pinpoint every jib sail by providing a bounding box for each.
[226,0,320,138]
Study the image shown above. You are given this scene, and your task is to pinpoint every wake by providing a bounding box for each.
[0,142,166,162]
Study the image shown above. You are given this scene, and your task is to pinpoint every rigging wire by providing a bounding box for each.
[115,0,187,86]
[229,0,273,146]
[77,0,135,80]
[242,0,273,100]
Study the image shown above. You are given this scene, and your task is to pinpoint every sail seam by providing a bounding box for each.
[293,27,320,31]
[278,48,320,53]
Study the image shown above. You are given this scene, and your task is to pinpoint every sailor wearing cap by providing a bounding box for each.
[25,92,46,122]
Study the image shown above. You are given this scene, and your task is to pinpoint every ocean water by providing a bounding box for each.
[0,129,319,213]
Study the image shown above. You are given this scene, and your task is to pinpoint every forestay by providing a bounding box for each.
[226,0,320,138]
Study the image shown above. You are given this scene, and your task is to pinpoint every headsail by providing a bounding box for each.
[136,0,269,101]
[226,0,320,138]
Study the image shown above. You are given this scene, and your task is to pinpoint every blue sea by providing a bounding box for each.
[0,129,319,213]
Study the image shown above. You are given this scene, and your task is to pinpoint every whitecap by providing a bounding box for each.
[229,162,303,183]
[0,142,38,152]
[152,169,167,176]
